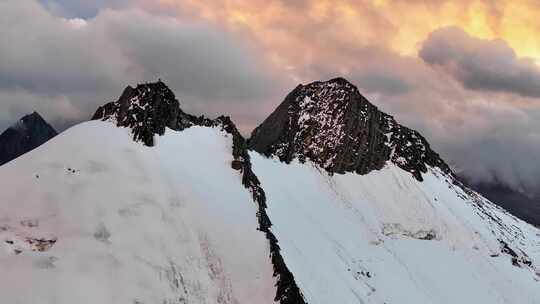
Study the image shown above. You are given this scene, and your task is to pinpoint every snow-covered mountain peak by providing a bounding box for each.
[249,77,451,181]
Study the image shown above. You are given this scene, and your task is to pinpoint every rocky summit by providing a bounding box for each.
[0,112,57,166]
[92,81,199,146]
[248,77,451,181]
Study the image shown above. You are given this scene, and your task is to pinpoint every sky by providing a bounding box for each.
[1,0,540,193]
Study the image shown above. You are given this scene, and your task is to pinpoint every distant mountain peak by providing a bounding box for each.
[10,111,45,130]
[249,77,451,181]
[0,111,57,166]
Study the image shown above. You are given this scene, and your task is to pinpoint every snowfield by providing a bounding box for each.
[250,153,540,304]
[0,121,275,304]
[0,119,539,304]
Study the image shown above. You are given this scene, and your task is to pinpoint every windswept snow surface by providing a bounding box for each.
[0,121,276,304]
[250,153,540,304]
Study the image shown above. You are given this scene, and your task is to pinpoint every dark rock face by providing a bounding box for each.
[92,81,307,304]
[249,77,451,181]
[0,112,58,166]
[92,81,197,146]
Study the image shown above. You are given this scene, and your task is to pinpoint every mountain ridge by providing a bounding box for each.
[90,81,540,233]
[1,79,540,303]
[93,78,454,182]
[91,78,539,272]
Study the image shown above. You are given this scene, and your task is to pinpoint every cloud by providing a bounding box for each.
[380,78,540,195]
[0,89,85,132]
[0,1,128,96]
[0,0,280,132]
[420,27,540,98]
[161,0,540,60]
[101,9,277,102]
[439,103,540,194]
[37,0,132,18]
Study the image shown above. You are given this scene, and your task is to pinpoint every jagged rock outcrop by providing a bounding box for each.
[0,112,57,166]
[248,77,451,181]
[92,80,306,304]
[92,81,198,146]
[208,116,306,304]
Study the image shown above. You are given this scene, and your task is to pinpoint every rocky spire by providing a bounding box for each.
[0,112,58,166]
[92,81,197,146]
[248,77,452,181]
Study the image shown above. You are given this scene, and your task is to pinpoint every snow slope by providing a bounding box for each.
[0,121,276,304]
[250,153,540,304]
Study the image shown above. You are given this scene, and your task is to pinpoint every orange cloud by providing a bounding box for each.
[155,0,540,65]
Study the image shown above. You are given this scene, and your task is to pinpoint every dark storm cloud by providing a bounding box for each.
[438,105,540,195]
[0,1,280,132]
[0,1,127,96]
[38,0,131,18]
[354,73,411,96]
[420,27,540,98]
[302,46,417,97]
[103,10,276,102]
